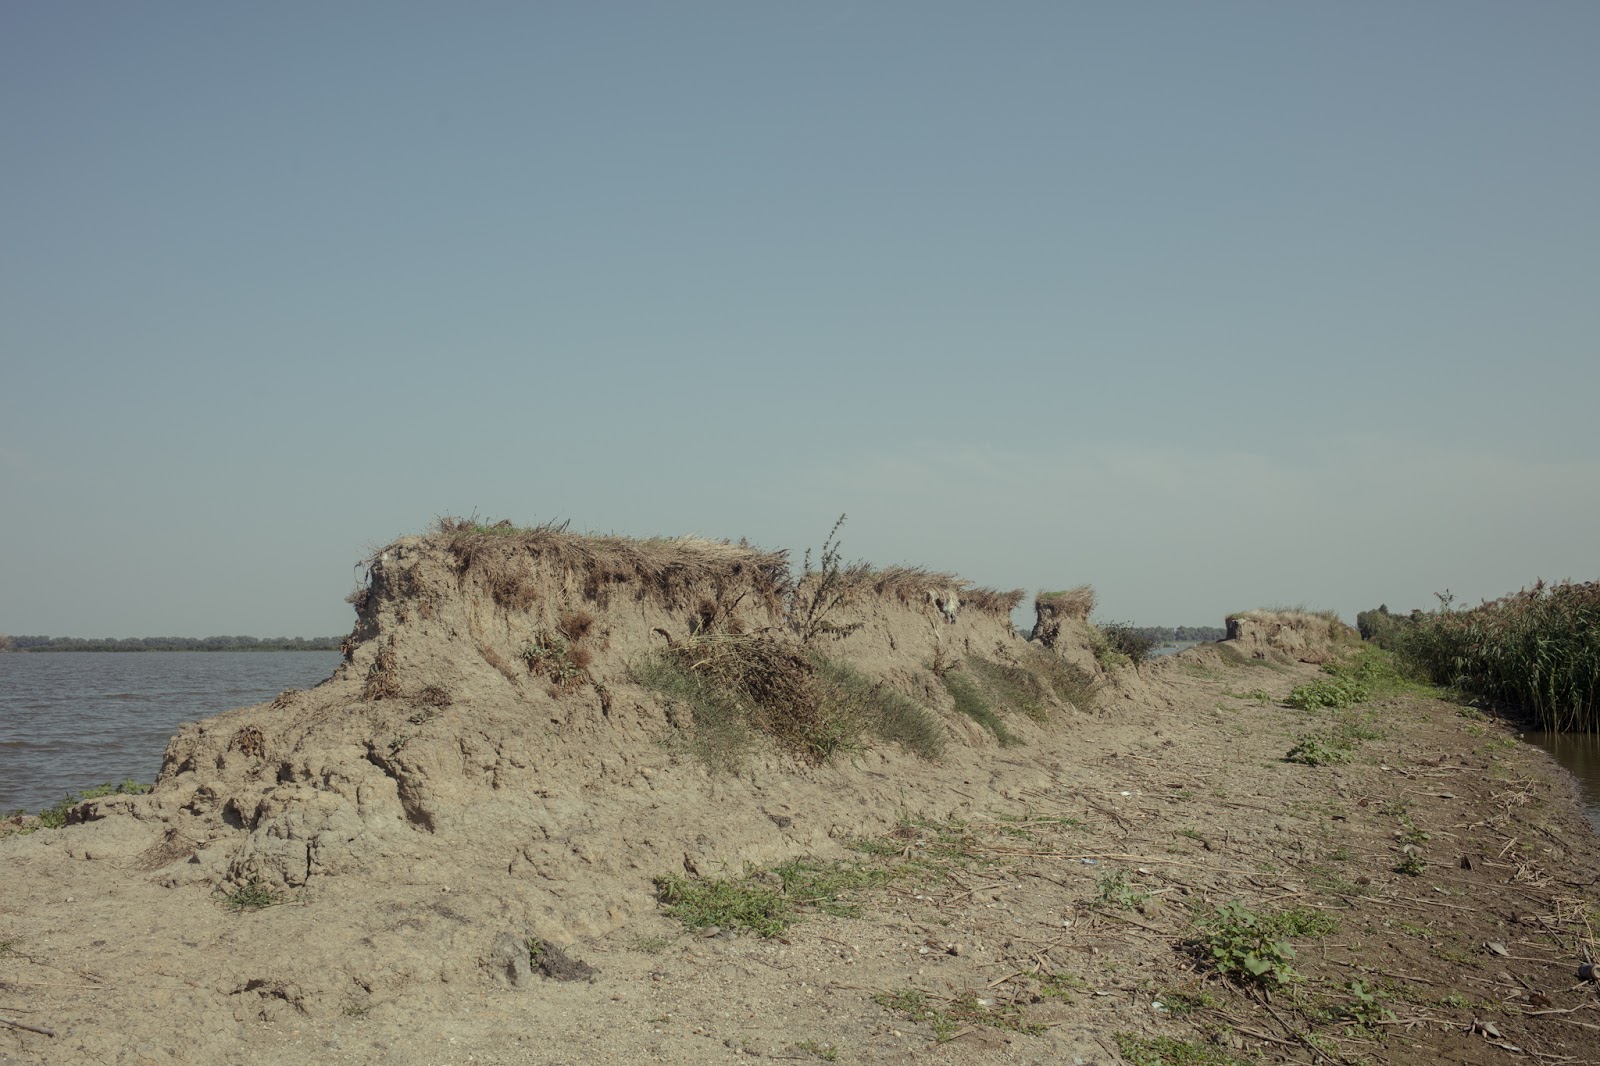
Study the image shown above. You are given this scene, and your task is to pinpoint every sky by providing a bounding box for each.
[2,2,1597,638]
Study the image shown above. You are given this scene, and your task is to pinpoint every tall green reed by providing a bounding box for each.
[1395,581,1600,731]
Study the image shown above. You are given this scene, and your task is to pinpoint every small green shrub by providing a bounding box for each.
[1341,979,1396,1028]
[1097,622,1158,665]
[786,514,866,645]
[1286,675,1370,710]
[653,857,901,937]
[224,878,282,911]
[1395,850,1426,876]
[521,630,587,690]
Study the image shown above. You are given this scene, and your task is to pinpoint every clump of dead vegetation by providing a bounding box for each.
[362,643,401,701]
[436,516,789,613]
[1037,586,1095,621]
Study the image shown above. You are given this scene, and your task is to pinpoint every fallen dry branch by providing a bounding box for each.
[0,1014,56,1037]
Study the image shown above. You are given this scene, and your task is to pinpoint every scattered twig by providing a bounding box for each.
[0,1015,56,1037]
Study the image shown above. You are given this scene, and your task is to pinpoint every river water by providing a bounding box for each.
[0,651,341,815]
[1524,733,1600,833]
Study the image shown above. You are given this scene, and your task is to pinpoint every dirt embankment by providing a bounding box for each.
[2,527,1597,1066]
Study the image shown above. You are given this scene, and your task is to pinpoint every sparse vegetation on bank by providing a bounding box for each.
[4,779,151,831]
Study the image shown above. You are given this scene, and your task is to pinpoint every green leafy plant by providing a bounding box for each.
[1195,901,1299,988]
[1092,867,1151,912]
[521,630,588,690]
[1341,979,1396,1029]
[1285,733,1353,766]
[1286,675,1370,710]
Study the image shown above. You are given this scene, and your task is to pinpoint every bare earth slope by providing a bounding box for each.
[3,532,1597,1065]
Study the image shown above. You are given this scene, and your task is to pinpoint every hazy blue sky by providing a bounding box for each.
[3,2,1596,637]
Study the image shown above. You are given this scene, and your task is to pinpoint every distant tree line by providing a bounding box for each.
[1130,626,1227,643]
[0,634,343,652]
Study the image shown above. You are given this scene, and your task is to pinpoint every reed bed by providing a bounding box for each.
[1396,580,1600,731]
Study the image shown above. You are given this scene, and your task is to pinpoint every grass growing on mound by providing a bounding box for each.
[940,670,1016,744]
[810,657,946,759]
[963,656,1050,722]
[635,637,946,767]
[1023,650,1099,712]
[939,652,1083,743]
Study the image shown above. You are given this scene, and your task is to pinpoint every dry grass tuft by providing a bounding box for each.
[483,559,540,612]
[962,586,1026,615]
[229,726,266,759]
[417,685,452,708]
[1030,586,1095,649]
[870,566,960,604]
[558,609,596,642]
[362,646,401,701]
[1036,586,1095,621]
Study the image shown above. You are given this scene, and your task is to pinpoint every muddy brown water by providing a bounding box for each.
[1526,731,1600,832]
